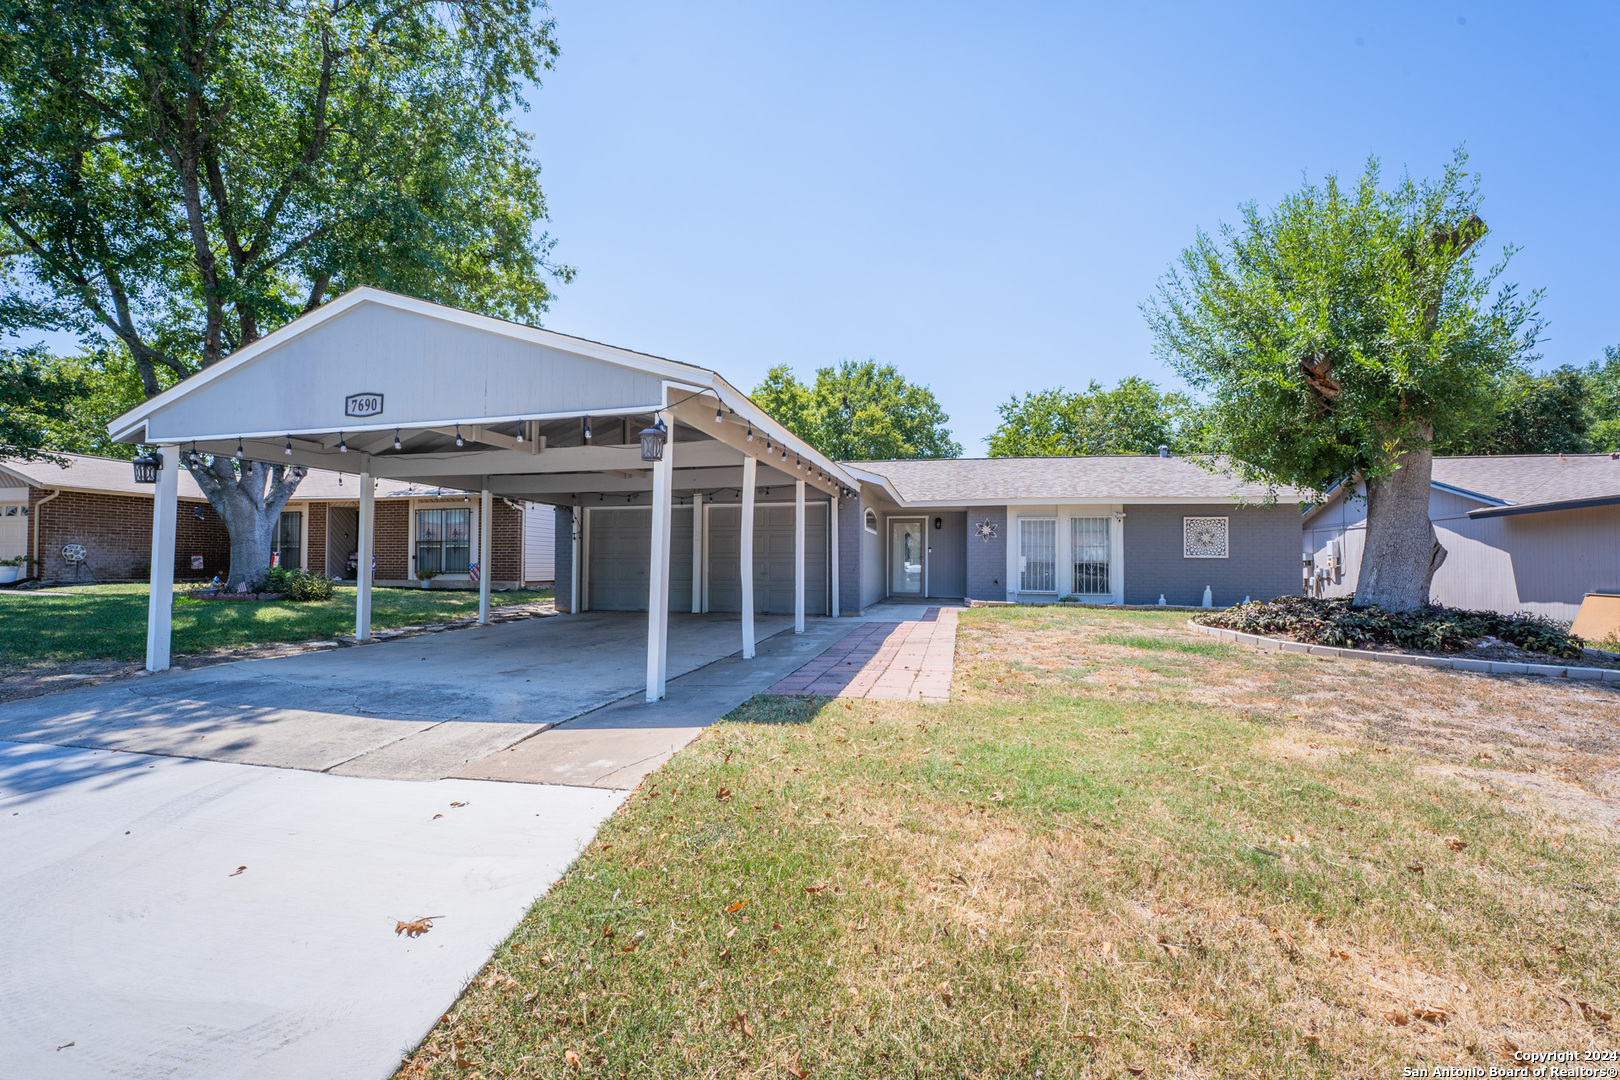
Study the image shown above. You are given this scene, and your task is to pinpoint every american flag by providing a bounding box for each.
[468,562,479,583]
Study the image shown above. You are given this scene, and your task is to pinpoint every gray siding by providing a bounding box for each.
[554,505,575,611]
[965,506,1007,601]
[860,506,884,607]
[1124,504,1300,606]
[836,491,864,614]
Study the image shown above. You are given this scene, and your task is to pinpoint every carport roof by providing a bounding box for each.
[0,451,447,501]
[849,455,1314,505]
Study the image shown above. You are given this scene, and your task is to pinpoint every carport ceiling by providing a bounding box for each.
[109,288,852,500]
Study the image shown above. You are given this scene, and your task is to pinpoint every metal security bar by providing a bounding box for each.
[1019,518,1057,592]
[1071,516,1110,594]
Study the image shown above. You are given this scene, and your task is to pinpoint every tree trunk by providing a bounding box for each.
[187,457,307,587]
[1353,434,1446,611]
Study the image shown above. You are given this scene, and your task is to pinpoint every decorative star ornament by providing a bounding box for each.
[975,520,999,542]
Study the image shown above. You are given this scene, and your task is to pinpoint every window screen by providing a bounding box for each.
[1018,518,1057,592]
[417,508,472,575]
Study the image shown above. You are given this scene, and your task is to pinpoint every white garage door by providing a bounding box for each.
[707,503,828,615]
[584,507,693,611]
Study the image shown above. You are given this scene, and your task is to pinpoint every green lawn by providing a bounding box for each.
[396,606,1619,1079]
[0,583,552,667]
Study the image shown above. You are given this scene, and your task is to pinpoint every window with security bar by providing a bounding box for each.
[1018,518,1057,592]
[416,508,472,575]
[1071,516,1111,594]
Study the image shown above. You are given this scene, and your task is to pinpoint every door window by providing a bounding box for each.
[1018,518,1057,592]
[889,520,923,595]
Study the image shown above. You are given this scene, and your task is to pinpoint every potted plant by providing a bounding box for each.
[418,568,437,589]
[0,555,30,585]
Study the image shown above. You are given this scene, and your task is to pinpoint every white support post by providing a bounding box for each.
[570,503,582,613]
[645,408,674,701]
[690,491,703,614]
[740,455,756,659]
[144,444,179,672]
[478,486,493,624]
[794,479,806,633]
[829,493,840,618]
[356,463,374,641]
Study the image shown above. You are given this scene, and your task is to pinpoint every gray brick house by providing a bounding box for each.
[833,455,1310,610]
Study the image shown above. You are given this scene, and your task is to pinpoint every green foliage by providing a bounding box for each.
[0,345,84,459]
[1198,596,1582,658]
[1438,364,1591,455]
[751,360,961,461]
[17,344,158,460]
[1586,346,1620,453]
[987,376,1204,457]
[1143,150,1542,496]
[261,566,335,602]
[0,0,573,394]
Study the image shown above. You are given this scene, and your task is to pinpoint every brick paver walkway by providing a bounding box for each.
[766,607,958,702]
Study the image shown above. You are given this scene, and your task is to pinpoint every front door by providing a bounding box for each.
[889,519,924,595]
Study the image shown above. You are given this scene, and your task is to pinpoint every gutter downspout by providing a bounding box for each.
[31,488,61,580]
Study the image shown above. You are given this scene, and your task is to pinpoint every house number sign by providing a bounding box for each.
[344,393,384,418]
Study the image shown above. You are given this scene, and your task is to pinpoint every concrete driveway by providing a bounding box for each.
[0,610,865,1079]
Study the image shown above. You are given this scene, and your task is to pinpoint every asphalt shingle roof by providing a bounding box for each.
[846,455,1314,504]
[1431,455,1620,506]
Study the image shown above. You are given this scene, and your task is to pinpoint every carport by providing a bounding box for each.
[109,288,858,701]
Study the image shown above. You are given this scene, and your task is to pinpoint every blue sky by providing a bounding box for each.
[521,0,1619,452]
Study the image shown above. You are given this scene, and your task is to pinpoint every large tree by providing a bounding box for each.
[1437,364,1591,456]
[1586,346,1620,454]
[0,0,571,584]
[987,376,1202,457]
[752,360,962,462]
[0,345,84,461]
[1144,152,1541,611]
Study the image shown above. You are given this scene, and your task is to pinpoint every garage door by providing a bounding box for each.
[707,503,828,615]
[584,507,693,611]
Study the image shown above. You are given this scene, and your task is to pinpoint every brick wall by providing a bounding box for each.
[1122,504,1302,607]
[28,488,230,582]
[307,503,327,577]
[493,500,523,584]
[374,500,410,580]
[836,491,864,615]
[965,506,1008,601]
[554,505,575,611]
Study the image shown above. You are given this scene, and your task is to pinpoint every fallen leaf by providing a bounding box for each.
[725,900,748,913]
[1445,838,1467,851]
[432,813,443,820]
[989,791,1005,802]
[1580,1001,1614,1023]
[450,801,467,807]
[803,884,828,894]
[564,1048,582,1069]
[717,787,732,801]
[1386,1008,1410,1026]
[1407,863,1425,875]
[1412,1004,1448,1024]
[1125,1066,1146,1076]
[1330,949,1350,960]
[228,866,246,877]
[56,1041,74,1051]
[601,924,615,939]
[394,916,442,937]
[783,1051,809,1077]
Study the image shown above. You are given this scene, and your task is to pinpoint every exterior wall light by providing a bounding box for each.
[639,418,668,462]
[132,450,163,484]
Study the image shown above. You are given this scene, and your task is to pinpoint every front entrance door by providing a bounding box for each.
[889,518,924,595]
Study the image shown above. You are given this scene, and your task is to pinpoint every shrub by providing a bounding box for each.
[1196,596,1583,659]
[261,566,335,602]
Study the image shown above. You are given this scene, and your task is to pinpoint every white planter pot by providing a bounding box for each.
[0,566,19,584]
[419,578,433,589]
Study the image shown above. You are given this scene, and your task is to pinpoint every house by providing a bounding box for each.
[0,451,554,588]
[101,286,1317,696]
[1302,454,1620,621]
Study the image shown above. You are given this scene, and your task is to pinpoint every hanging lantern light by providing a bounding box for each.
[393,429,402,451]
[714,405,723,424]
[639,418,668,462]
[131,449,163,484]
[339,432,348,453]
[583,416,593,442]
[234,439,243,460]
[284,436,293,456]
[454,425,464,447]
[515,422,524,444]
[746,423,754,442]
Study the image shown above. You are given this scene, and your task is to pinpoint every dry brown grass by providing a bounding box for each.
[395,607,1620,1079]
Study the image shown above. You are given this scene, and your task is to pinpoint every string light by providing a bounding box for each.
[235,439,243,459]
[583,417,592,442]
[284,436,292,456]
[394,429,402,451]
[339,432,348,453]
[515,422,524,444]
[714,405,723,424]
[454,425,464,447]
[746,424,753,442]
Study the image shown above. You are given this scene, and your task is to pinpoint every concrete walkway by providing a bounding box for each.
[767,606,959,701]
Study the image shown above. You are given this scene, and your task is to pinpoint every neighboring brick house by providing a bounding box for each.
[0,452,555,588]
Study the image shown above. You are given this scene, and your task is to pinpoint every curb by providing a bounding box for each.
[1186,620,1620,681]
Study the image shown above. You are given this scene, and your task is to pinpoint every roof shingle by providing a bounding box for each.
[847,455,1314,504]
